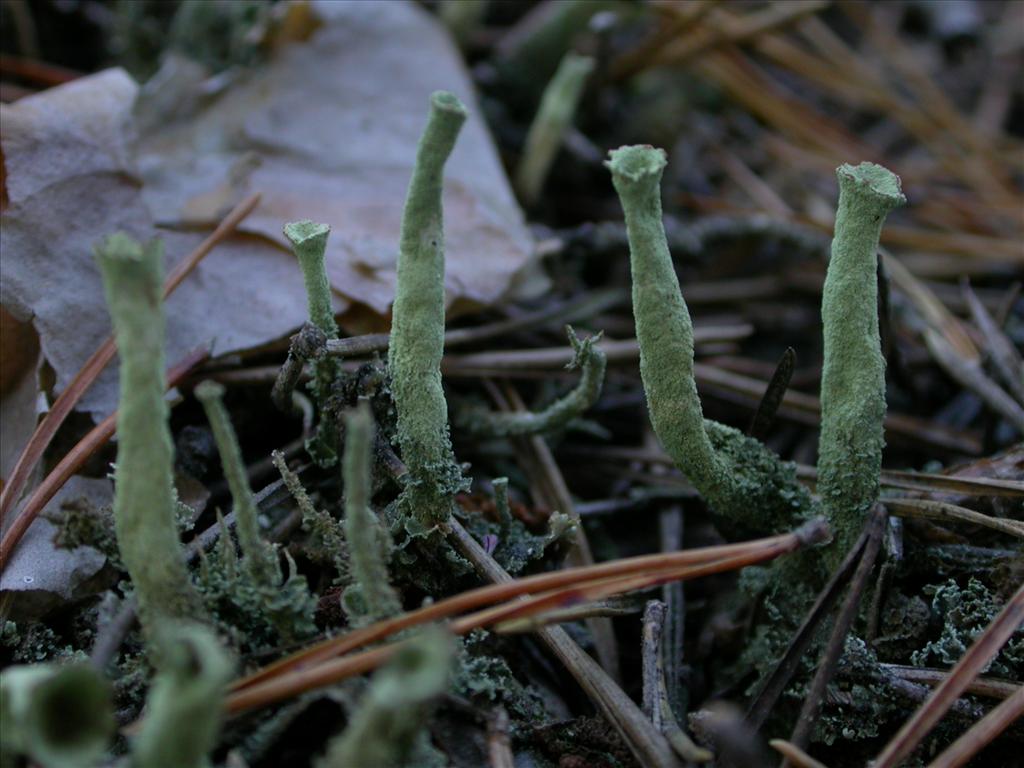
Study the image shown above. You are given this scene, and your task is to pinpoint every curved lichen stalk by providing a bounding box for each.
[458,325,606,437]
[818,162,905,559]
[388,91,469,530]
[96,233,206,640]
[606,146,812,533]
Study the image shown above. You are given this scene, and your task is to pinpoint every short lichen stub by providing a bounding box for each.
[96,233,205,633]
[388,91,469,529]
[606,146,812,533]
[818,162,905,557]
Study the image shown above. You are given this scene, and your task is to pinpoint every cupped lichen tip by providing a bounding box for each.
[283,220,331,247]
[836,162,906,209]
[604,145,668,183]
[430,90,468,117]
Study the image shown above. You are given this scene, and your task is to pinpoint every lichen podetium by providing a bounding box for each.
[458,325,606,437]
[317,627,454,768]
[96,233,206,641]
[342,401,401,624]
[283,220,342,465]
[818,163,904,560]
[195,380,279,586]
[132,623,233,768]
[283,220,337,340]
[388,91,469,531]
[606,146,812,534]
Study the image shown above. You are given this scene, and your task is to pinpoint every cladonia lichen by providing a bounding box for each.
[818,162,904,560]
[96,233,206,645]
[515,51,595,206]
[131,623,233,768]
[388,91,470,531]
[0,663,114,767]
[458,326,606,437]
[317,627,454,768]
[196,380,317,642]
[606,146,812,534]
[283,220,343,466]
[341,401,402,625]
[196,381,280,584]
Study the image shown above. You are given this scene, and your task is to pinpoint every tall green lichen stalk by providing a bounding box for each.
[96,233,206,639]
[606,146,812,533]
[342,402,402,625]
[515,51,595,206]
[131,624,233,768]
[818,162,904,558]
[388,91,469,531]
[195,380,280,585]
[196,380,317,640]
[317,628,454,768]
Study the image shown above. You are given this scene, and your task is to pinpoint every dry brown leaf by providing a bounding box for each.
[137,0,541,333]
[0,70,315,418]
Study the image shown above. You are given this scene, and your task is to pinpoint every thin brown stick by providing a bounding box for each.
[925,328,1024,433]
[487,707,515,768]
[0,193,261,527]
[925,685,1024,768]
[325,288,626,358]
[787,507,887,752]
[224,544,806,715]
[562,445,1023,498]
[0,348,210,569]
[746,519,873,729]
[887,498,1024,539]
[231,529,810,692]
[770,740,831,768]
[962,280,1024,404]
[873,582,1024,768]
[879,665,1020,701]
[500,382,621,680]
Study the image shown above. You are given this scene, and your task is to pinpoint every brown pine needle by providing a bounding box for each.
[873,582,1024,768]
[770,739,831,768]
[925,685,1024,768]
[0,193,260,530]
[233,528,809,692]
[0,347,210,568]
[226,520,828,712]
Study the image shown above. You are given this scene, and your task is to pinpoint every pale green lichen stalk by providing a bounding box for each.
[196,380,317,640]
[458,326,606,437]
[195,380,279,585]
[131,624,233,768]
[97,233,206,639]
[606,147,812,533]
[284,220,342,466]
[0,663,114,768]
[341,402,402,624]
[317,628,454,768]
[515,51,595,206]
[818,162,904,558]
[388,91,469,530]
[284,220,338,339]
